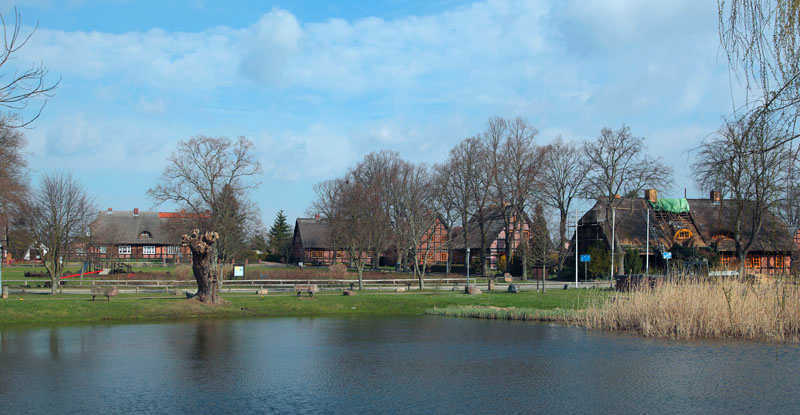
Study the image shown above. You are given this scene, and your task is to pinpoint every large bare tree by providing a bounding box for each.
[148,136,262,265]
[490,117,540,279]
[537,137,590,274]
[693,114,795,276]
[447,136,492,276]
[432,162,460,276]
[182,229,220,304]
[584,125,673,275]
[28,173,94,294]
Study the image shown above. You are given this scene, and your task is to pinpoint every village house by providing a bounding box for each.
[290,215,450,266]
[575,189,795,275]
[449,205,532,272]
[87,208,197,262]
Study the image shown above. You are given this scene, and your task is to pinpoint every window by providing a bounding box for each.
[143,246,156,255]
[138,231,152,239]
[99,246,107,254]
[747,256,761,268]
[166,246,179,255]
[675,229,692,241]
[720,255,732,267]
[775,256,785,268]
[118,245,131,255]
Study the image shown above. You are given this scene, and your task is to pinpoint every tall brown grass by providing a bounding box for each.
[582,278,800,342]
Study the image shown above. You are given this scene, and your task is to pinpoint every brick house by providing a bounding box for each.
[290,215,450,266]
[88,208,197,261]
[449,205,531,271]
[575,190,794,275]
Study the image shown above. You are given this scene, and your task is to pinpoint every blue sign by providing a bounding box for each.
[662,252,672,260]
[580,254,591,262]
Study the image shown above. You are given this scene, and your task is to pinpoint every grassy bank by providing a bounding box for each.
[0,289,597,327]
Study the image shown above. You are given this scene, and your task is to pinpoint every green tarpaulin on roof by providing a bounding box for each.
[650,198,690,213]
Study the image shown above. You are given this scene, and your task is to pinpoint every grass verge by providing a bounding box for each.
[0,289,601,327]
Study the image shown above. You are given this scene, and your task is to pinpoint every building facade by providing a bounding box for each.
[88,208,195,262]
[574,190,794,275]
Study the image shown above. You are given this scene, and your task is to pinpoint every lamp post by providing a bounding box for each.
[465,247,471,287]
[0,241,3,297]
[609,207,616,288]
[574,209,579,288]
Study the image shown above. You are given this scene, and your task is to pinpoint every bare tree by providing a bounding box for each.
[397,163,437,289]
[28,173,94,294]
[0,9,59,127]
[0,123,28,259]
[718,1,800,151]
[432,162,460,276]
[447,137,492,276]
[491,117,541,279]
[693,114,794,277]
[182,229,220,304]
[148,136,262,264]
[584,125,673,275]
[537,137,590,274]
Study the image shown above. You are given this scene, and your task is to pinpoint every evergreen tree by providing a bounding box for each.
[268,210,293,263]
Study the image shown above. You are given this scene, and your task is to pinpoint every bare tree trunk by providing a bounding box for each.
[183,229,221,304]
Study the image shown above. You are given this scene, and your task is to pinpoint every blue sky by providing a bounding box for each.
[7,0,742,226]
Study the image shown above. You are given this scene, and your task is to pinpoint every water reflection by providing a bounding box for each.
[1,318,799,414]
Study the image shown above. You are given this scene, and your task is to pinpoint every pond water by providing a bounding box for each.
[1,317,799,414]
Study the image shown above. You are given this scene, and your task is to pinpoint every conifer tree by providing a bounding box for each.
[268,210,293,263]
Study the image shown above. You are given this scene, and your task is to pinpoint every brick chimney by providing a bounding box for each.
[106,208,112,215]
[710,190,721,202]
[644,189,658,203]
[314,214,320,220]
[133,208,139,216]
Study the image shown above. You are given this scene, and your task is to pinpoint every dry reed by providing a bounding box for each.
[581,278,800,342]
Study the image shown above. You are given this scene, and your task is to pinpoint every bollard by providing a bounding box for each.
[488,279,495,292]
[2,286,8,299]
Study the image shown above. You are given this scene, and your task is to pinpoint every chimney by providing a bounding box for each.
[133,208,139,216]
[710,190,721,202]
[106,208,112,215]
[314,214,320,221]
[614,194,622,199]
[644,189,658,203]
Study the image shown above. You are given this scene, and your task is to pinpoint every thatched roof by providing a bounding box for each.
[294,218,332,249]
[581,197,794,253]
[91,211,196,245]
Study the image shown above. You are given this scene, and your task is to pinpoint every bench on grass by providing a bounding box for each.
[91,286,119,302]
[295,284,319,297]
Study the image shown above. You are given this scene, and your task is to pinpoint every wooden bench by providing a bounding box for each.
[295,284,319,297]
[91,286,119,302]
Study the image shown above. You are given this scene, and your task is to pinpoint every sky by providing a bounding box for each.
[5,0,743,227]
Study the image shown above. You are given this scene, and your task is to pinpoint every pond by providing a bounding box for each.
[1,317,798,414]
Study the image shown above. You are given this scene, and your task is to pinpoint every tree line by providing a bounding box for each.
[310,117,676,289]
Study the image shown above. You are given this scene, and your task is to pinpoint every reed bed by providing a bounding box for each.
[582,278,800,342]
[427,305,579,322]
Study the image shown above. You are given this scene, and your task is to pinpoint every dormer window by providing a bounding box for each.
[675,229,692,241]
[138,231,152,239]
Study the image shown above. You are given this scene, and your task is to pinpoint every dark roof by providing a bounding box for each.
[294,218,332,249]
[450,205,515,250]
[91,211,195,245]
[581,197,794,253]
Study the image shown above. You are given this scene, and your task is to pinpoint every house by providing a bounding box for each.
[449,205,531,271]
[290,215,351,265]
[88,208,196,261]
[290,215,450,266]
[575,189,794,275]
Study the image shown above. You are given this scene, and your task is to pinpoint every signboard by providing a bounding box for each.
[662,252,672,260]
[233,266,244,278]
[580,254,591,262]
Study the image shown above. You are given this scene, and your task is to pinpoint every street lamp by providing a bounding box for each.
[466,247,471,287]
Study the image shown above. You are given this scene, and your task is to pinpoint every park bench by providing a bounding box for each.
[91,286,119,302]
[295,284,319,297]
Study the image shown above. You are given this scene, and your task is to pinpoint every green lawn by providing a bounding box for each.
[0,289,607,327]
